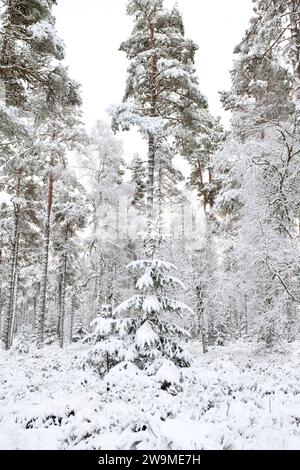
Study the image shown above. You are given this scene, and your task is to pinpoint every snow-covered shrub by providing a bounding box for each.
[84,315,136,376]
[44,321,58,346]
[72,323,89,343]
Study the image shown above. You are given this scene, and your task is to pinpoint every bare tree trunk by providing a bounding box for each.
[0,287,2,334]
[157,160,164,235]
[1,172,21,350]
[196,285,207,354]
[111,261,119,310]
[69,291,75,343]
[208,169,215,210]
[286,298,296,342]
[96,275,102,316]
[0,251,2,336]
[36,160,54,348]
[9,270,19,348]
[289,0,300,102]
[181,200,185,243]
[147,134,156,220]
[96,261,104,317]
[57,275,62,338]
[59,231,68,349]
[147,24,158,220]
[33,291,38,331]
[243,293,248,336]
[115,196,120,240]
[58,261,66,349]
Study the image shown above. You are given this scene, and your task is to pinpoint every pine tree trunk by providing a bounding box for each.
[207,317,215,346]
[69,292,75,343]
[96,267,103,317]
[196,285,207,354]
[59,262,66,349]
[286,298,296,342]
[1,173,21,350]
[195,160,208,216]
[243,293,248,336]
[112,262,118,310]
[0,288,2,334]
[36,161,54,348]
[59,233,68,349]
[181,201,185,243]
[208,169,215,210]
[157,161,163,233]
[116,197,120,240]
[147,24,158,220]
[147,134,156,219]
[8,234,19,348]
[57,275,62,338]
[9,269,19,348]
[33,292,38,331]
[1,2,15,108]
[0,252,2,336]
[289,0,300,101]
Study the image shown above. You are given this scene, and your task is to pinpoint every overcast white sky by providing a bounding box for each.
[55,0,253,159]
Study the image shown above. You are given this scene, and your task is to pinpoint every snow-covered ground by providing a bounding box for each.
[0,340,300,450]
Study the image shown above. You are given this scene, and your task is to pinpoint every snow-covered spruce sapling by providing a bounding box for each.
[84,303,136,376]
[84,223,193,376]
[115,256,193,370]
[72,322,89,343]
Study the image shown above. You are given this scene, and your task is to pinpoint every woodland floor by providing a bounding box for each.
[0,340,300,450]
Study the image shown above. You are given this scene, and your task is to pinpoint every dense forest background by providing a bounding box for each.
[0,0,299,359]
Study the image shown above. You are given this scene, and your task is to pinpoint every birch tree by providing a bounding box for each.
[214,0,300,346]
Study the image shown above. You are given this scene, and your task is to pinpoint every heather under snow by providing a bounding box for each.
[0,341,299,450]
[1,0,300,454]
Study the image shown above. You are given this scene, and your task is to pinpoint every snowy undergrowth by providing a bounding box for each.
[0,341,300,450]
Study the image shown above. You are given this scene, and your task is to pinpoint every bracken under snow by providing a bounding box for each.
[0,341,299,450]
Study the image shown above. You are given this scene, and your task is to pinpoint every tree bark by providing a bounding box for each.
[289,0,300,102]
[243,293,248,336]
[1,172,21,350]
[9,269,19,348]
[0,288,2,334]
[59,230,68,349]
[33,294,37,331]
[57,274,62,338]
[35,159,54,348]
[147,23,158,220]
[157,161,163,234]
[196,284,207,354]
[69,291,75,343]
[147,134,156,220]
[96,271,102,317]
